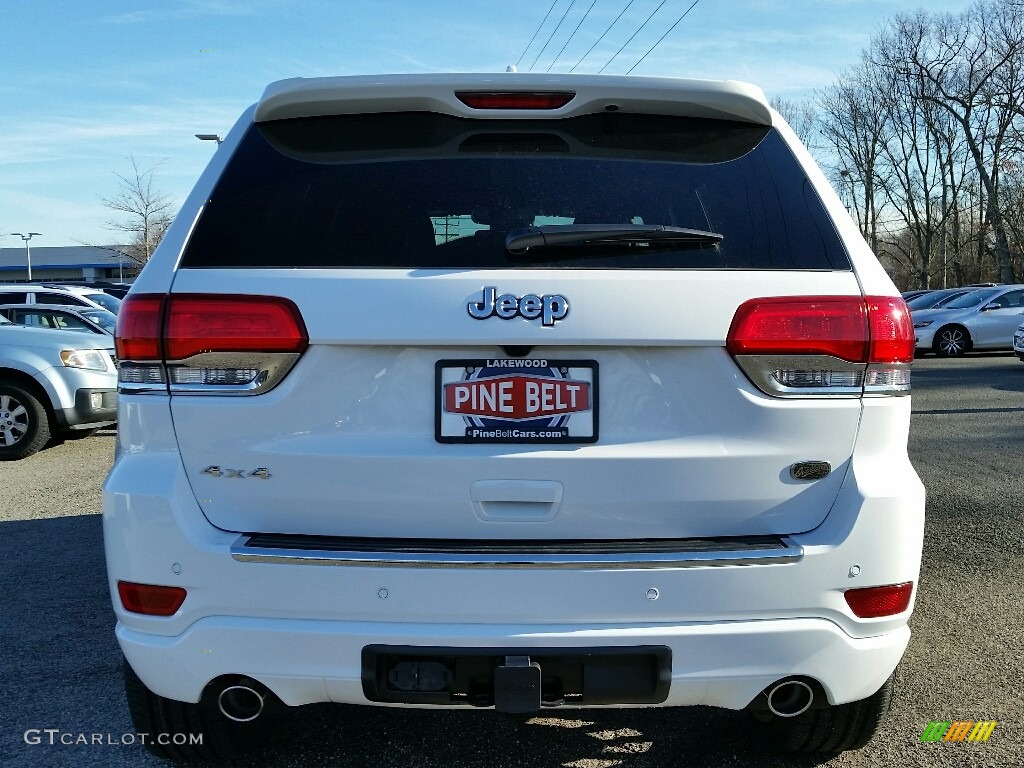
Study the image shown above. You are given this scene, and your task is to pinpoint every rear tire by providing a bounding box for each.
[933,325,970,357]
[123,658,272,764]
[753,673,895,753]
[0,383,51,460]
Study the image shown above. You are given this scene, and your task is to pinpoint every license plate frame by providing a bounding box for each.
[435,358,599,444]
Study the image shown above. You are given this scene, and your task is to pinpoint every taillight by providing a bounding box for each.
[117,581,187,616]
[726,295,913,397]
[115,294,165,361]
[844,582,914,618]
[455,91,576,110]
[116,293,308,395]
[164,295,307,359]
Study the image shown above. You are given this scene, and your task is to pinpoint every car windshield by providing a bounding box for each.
[87,292,122,313]
[906,292,940,309]
[907,290,963,309]
[78,308,117,333]
[941,289,1000,309]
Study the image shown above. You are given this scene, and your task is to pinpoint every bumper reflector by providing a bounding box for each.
[844,582,913,618]
[117,581,187,616]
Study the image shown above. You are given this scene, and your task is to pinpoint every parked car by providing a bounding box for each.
[0,303,116,335]
[0,317,117,459]
[105,73,923,762]
[1013,320,1024,361]
[0,283,122,314]
[912,285,1024,355]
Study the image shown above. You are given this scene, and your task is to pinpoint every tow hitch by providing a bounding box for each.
[362,645,671,709]
[494,656,542,712]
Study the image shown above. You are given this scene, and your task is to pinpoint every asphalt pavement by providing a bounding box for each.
[1,355,1021,767]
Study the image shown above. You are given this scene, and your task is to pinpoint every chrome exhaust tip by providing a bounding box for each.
[217,684,265,722]
[766,679,814,718]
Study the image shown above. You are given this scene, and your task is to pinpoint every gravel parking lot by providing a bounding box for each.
[2,354,1021,767]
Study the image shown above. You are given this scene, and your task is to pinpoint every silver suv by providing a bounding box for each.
[0,316,117,459]
[104,74,923,762]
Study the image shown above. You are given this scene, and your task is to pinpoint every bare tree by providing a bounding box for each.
[874,1,1024,283]
[817,61,890,256]
[100,156,175,266]
[769,96,818,149]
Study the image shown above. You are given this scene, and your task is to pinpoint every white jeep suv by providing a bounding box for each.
[104,73,923,762]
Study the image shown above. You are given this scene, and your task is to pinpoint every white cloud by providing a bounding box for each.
[99,0,261,25]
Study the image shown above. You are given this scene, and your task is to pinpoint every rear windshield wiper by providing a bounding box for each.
[505,224,723,255]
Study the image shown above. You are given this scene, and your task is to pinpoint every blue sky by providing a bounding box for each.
[1,0,969,247]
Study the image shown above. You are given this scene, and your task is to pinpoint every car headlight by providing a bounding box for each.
[913,320,933,329]
[60,349,110,371]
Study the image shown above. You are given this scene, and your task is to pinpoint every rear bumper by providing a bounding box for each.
[116,615,909,710]
[104,475,923,711]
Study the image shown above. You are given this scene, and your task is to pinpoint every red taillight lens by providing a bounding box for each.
[164,295,307,360]
[727,296,869,362]
[455,91,576,110]
[115,294,165,361]
[844,582,914,618]
[727,295,915,364]
[727,295,914,396]
[865,296,914,363]
[117,581,187,616]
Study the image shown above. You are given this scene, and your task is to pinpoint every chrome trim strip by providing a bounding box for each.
[733,354,865,398]
[167,352,300,396]
[230,535,803,569]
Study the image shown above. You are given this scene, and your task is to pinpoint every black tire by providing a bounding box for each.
[933,325,970,357]
[754,673,895,753]
[123,658,272,764]
[0,382,51,460]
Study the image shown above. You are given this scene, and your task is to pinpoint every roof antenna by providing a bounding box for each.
[506,65,518,73]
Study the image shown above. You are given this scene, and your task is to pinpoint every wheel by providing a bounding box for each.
[933,325,970,357]
[753,673,895,753]
[0,383,51,460]
[124,658,273,764]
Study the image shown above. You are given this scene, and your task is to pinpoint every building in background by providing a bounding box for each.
[0,245,135,283]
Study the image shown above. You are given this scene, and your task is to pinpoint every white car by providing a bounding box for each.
[0,283,122,314]
[1013,321,1024,360]
[104,73,923,762]
[911,285,1024,356]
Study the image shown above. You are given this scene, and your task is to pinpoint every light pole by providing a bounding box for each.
[195,134,222,145]
[10,232,42,282]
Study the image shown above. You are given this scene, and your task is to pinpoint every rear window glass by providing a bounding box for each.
[181,112,851,271]
[35,293,85,306]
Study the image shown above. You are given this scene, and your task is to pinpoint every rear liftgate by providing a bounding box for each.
[362,646,671,713]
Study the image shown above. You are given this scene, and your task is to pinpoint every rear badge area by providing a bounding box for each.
[436,359,598,443]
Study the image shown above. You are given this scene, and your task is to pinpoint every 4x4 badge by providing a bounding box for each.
[202,466,271,479]
[468,287,569,327]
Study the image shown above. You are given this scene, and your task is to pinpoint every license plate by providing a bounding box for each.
[436,359,598,444]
